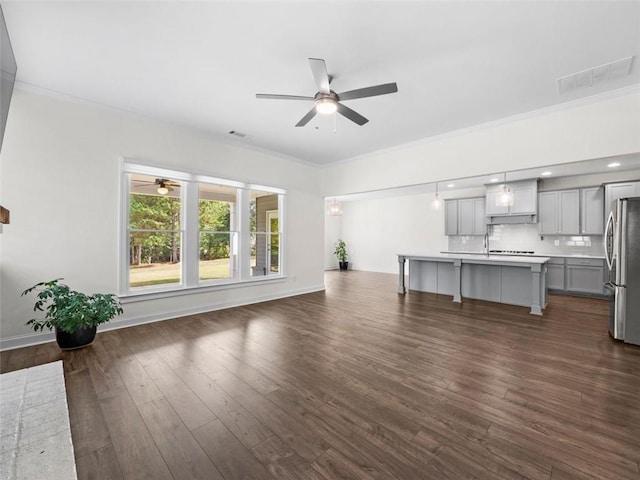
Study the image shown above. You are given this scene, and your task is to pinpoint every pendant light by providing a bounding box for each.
[327,198,343,216]
[496,172,514,207]
[431,182,441,210]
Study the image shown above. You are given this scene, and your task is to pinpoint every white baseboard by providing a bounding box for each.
[0,332,57,351]
[0,284,325,352]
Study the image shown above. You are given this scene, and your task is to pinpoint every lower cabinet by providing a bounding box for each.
[565,258,605,295]
[546,259,565,290]
[547,257,605,296]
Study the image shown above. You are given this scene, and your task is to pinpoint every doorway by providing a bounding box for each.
[266,210,279,274]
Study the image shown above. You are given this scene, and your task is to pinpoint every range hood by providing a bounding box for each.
[485,179,538,225]
[487,213,537,225]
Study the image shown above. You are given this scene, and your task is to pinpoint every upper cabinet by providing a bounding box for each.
[510,182,538,215]
[538,190,579,235]
[581,187,604,235]
[604,182,640,228]
[538,186,604,235]
[444,199,458,235]
[485,190,509,216]
[486,180,537,218]
[604,182,640,210]
[458,198,486,235]
[445,197,486,236]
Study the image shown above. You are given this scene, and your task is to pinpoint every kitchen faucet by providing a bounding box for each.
[483,227,490,256]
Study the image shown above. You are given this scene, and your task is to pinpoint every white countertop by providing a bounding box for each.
[399,253,550,265]
[441,251,605,260]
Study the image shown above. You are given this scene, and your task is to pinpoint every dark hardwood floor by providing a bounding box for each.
[2,270,640,480]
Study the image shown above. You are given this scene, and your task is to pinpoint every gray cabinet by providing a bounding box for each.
[605,182,640,209]
[580,187,604,234]
[546,257,605,296]
[445,200,458,235]
[485,190,509,216]
[538,192,558,234]
[566,258,605,295]
[510,182,538,215]
[461,264,501,303]
[472,198,486,235]
[457,199,474,235]
[408,260,455,295]
[538,190,579,234]
[559,190,580,234]
[486,180,537,217]
[539,187,603,235]
[546,258,565,290]
[458,198,486,235]
[445,197,486,236]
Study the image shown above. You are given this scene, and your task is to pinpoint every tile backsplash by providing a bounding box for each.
[448,223,604,256]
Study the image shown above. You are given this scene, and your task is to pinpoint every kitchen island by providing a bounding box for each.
[397,253,550,315]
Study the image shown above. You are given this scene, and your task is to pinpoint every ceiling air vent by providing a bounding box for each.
[228,130,248,138]
[557,56,634,94]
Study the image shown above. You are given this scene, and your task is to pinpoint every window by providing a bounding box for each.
[250,189,280,277]
[199,183,238,281]
[129,174,182,288]
[121,163,285,295]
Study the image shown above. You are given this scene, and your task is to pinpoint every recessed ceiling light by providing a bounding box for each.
[489,178,499,183]
[608,162,621,168]
[541,171,552,176]
[447,183,455,188]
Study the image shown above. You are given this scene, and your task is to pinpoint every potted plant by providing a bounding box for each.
[22,278,123,350]
[334,239,349,270]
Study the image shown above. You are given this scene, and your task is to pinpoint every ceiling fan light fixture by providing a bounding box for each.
[157,186,169,195]
[316,98,337,115]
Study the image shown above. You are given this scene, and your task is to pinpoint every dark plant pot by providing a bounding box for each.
[55,325,97,350]
[339,261,349,271]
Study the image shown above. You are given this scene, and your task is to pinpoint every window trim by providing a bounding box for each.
[120,160,286,297]
[119,275,288,303]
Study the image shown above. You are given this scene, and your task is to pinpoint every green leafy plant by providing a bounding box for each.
[334,239,348,262]
[22,279,123,333]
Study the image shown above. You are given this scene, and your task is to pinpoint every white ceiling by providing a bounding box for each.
[3,1,640,165]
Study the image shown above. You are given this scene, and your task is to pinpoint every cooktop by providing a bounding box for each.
[489,250,535,255]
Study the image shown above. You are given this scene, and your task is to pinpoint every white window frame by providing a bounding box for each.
[120,161,286,299]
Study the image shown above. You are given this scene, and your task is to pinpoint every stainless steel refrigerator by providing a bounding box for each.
[604,197,640,346]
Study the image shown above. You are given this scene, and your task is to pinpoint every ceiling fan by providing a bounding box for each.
[132,178,180,195]
[256,58,398,127]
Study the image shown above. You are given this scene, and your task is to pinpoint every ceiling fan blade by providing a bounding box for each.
[309,58,330,94]
[337,82,398,101]
[295,107,318,127]
[256,94,315,101]
[336,103,369,126]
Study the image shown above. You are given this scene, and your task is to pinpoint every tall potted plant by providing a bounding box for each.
[334,239,349,270]
[22,278,123,350]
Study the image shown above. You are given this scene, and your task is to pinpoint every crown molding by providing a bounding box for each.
[323,83,640,170]
[14,81,318,169]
